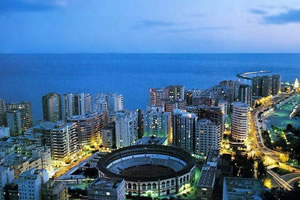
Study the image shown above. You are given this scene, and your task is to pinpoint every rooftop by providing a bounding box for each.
[223,177,264,200]
[89,178,124,190]
[134,136,167,145]
[197,164,217,188]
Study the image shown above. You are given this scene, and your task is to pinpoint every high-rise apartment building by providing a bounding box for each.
[106,93,124,113]
[143,109,171,138]
[137,109,144,139]
[252,74,281,97]
[219,80,236,103]
[115,111,138,148]
[149,88,164,106]
[163,85,185,101]
[0,99,6,126]
[149,86,185,111]
[63,93,92,119]
[93,93,124,113]
[172,109,197,153]
[272,74,281,95]
[6,102,33,131]
[102,125,115,148]
[252,76,262,97]
[261,76,272,97]
[67,112,103,148]
[33,121,78,160]
[236,84,252,105]
[231,102,250,142]
[186,106,223,127]
[92,93,108,113]
[195,119,222,155]
[6,110,22,136]
[42,93,62,122]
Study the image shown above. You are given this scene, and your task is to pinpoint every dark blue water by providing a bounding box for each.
[0,54,300,121]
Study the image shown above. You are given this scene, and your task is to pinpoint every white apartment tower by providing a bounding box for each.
[231,102,250,142]
[195,119,222,155]
[115,112,138,148]
[63,93,92,119]
[106,93,124,113]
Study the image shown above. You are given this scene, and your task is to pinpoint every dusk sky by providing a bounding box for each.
[1,0,300,53]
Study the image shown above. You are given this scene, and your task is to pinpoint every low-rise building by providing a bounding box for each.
[18,168,49,200]
[87,178,126,200]
[3,182,19,200]
[197,150,219,200]
[42,179,68,200]
[0,166,14,200]
[223,177,264,200]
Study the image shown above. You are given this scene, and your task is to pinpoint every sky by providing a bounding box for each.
[1,0,300,53]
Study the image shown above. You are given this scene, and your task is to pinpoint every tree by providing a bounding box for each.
[286,124,293,133]
[258,160,266,178]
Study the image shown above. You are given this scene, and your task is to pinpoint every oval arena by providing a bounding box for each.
[98,145,196,197]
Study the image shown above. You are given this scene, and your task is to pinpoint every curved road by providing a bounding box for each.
[250,92,300,190]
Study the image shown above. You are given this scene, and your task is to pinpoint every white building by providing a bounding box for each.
[115,112,138,148]
[106,93,124,113]
[32,146,52,174]
[34,121,78,160]
[18,168,49,200]
[0,166,14,200]
[92,93,108,113]
[231,102,250,142]
[67,113,103,148]
[143,109,171,138]
[63,93,92,120]
[195,119,221,155]
[92,93,124,113]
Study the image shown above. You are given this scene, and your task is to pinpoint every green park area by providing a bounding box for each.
[265,94,300,143]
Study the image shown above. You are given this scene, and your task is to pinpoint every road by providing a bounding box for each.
[249,92,300,190]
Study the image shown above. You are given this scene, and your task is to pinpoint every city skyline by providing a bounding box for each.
[1,1,300,200]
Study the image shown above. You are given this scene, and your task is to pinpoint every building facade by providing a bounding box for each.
[6,102,33,132]
[67,113,103,148]
[272,74,281,95]
[33,121,78,160]
[143,109,171,138]
[195,119,222,155]
[115,112,138,148]
[63,93,92,119]
[88,178,126,200]
[0,98,6,126]
[42,180,68,200]
[172,109,197,153]
[231,102,250,142]
[42,93,62,122]
[18,169,49,200]
[6,110,22,136]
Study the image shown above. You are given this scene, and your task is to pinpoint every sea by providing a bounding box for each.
[0,53,300,121]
